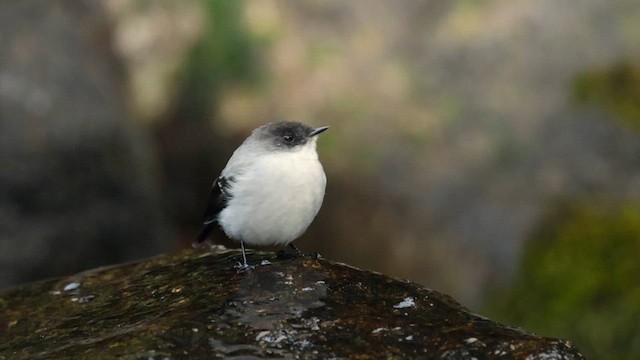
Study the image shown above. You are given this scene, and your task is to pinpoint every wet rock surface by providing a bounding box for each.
[0,249,584,359]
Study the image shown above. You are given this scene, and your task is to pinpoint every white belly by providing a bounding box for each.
[218,153,326,246]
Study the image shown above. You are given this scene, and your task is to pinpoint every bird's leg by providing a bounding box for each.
[289,243,304,257]
[241,240,248,267]
[237,240,251,269]
[277,243,321,260]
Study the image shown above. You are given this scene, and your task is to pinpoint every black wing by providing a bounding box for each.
[194,176,233,244]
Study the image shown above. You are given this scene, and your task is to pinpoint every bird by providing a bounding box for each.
[195,121,329,268]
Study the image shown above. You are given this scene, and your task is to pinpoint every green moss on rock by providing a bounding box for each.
[486,201,640,360]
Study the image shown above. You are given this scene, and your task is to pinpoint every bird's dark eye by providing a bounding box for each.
[283,134,294,143]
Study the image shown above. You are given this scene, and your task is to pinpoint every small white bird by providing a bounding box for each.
[195,121,329,267]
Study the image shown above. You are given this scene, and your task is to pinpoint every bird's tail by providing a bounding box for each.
[194,223,214,247]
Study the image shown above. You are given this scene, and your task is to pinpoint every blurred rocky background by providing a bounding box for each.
[0,1,170,288]
[1,1,639,358]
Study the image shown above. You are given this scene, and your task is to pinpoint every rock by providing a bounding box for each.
[0,0,170,287]
[0,249,583,359]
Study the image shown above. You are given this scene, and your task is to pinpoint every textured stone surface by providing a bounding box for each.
[0,249,584,359]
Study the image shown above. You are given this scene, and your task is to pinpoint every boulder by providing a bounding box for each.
[0,249,584,359]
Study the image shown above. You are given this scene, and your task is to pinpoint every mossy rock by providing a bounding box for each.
[1,249,584,359]
[485,202,640,360]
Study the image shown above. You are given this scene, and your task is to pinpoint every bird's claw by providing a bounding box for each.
[234,261,254,271]
[277,249,321,260]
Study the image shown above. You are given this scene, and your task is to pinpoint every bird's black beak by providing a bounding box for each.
[309,126,329,137]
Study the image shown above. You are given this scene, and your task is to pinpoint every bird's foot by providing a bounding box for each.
[234,261,254,271]
[277,247,321,260]
[276,250,293,260]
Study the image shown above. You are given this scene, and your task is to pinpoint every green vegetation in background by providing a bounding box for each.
[178,0,257,120]
[573,63,640,135]
[484,201,640,360]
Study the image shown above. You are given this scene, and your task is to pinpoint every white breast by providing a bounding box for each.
[218,145,326,246]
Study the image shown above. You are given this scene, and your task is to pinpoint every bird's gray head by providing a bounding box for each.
[253,121,329,151]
